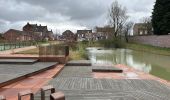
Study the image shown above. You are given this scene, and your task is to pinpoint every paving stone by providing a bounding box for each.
[49,78,170,100]
[0,59,38,64]
[66,60,91,66]
[92,66,123,73]
[57,66,92,78]
[34,65,170,100]
[51,67,170,100]
[0,62,58,84]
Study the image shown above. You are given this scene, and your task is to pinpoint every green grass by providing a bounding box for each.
[68,50,87,60]
[15,48,39,55]
[126,43,170,56]
[15,44,88,60]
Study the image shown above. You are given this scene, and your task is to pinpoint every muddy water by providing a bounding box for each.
[87,47,170,81]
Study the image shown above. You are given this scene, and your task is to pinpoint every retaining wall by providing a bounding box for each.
[129,35,170,48]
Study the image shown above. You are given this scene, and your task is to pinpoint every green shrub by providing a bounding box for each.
[98,38,126,48]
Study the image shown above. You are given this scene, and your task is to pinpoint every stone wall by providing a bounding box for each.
[129,35,170,48]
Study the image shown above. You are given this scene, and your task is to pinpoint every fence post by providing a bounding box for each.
[65,46,69,57]
[18,90,34,100]
[15,43,17,49]
[4,43,5,50]
[19,42,20,48]
[41,85,55,100]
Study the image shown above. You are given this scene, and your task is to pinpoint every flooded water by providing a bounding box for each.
[87,47,170,81]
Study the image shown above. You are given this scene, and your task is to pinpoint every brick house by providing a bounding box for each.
[76,30,92,41]
[3,29,32,42]
[96,27,114,40]
[61,30,76,42]
[133,23,153,36]
[23,23,54,40]
[84,32,98,41]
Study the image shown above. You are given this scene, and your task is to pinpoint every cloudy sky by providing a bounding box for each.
[0,0,155,34]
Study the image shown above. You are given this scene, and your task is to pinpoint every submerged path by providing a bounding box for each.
[94,64,170,86]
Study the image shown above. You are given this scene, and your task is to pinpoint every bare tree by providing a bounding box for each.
[141,17,152,35]
[108,0,128,37]
[123,21,134,42]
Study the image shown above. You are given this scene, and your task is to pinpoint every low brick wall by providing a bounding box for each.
[129,35,170,48]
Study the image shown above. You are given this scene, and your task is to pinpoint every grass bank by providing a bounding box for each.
[126,43,170,56]
[15,42,89,60]
[15,48,39,55]
[68,42,89,60]
[16,39,170,60]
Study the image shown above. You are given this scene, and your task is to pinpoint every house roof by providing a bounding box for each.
[5,29,27,35]
[77,30,92,34]
[4,29,32,37]
[62,30,74,35]
[23,22,48,32]
[134,23,147,29]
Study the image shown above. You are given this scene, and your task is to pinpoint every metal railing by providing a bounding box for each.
[0,41,37,51]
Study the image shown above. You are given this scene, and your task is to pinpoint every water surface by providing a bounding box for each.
[87,47,170,81]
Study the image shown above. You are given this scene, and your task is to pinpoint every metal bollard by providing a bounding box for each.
[41,85,55,100]
[18,90,34,100]
[50,92,65,100]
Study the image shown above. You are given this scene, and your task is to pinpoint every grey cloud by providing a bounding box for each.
[0,0,46,22]
[16,0,106,20]
[0,0,156,33]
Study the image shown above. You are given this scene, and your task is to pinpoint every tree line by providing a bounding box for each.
[108,0,170,40]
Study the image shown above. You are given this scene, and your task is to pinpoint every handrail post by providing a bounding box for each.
[18,90,34,100]
[3,43,5,51]
[41,85,55,100]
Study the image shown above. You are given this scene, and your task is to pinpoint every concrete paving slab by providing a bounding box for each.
[0,62,58,86]
[0,59,38,64]
[92,66,123,73]
[49,78,170,100]
[57,66,92,78]
[34,64,170,100]
[66,60,91,66]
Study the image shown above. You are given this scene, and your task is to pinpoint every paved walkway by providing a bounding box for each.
[93,64,170,86]
[0,64,64,100]
[0,62,57,85]
[44,64,170,100]
[0,46,37,55]
[0,60,170,100]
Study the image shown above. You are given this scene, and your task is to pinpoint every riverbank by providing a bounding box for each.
[14,41,170,60]
[14,45,87,60]
[126,43,170,56]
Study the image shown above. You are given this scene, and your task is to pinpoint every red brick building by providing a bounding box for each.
[61,30,76,42]
[76,30,92,41]
[23,23,54,40]
[96,27,114,40]
[3,29,32,42]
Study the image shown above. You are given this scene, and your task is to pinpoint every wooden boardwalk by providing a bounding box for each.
[35,64,170,100]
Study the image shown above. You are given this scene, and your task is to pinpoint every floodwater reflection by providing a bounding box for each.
[87,47,170,81]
